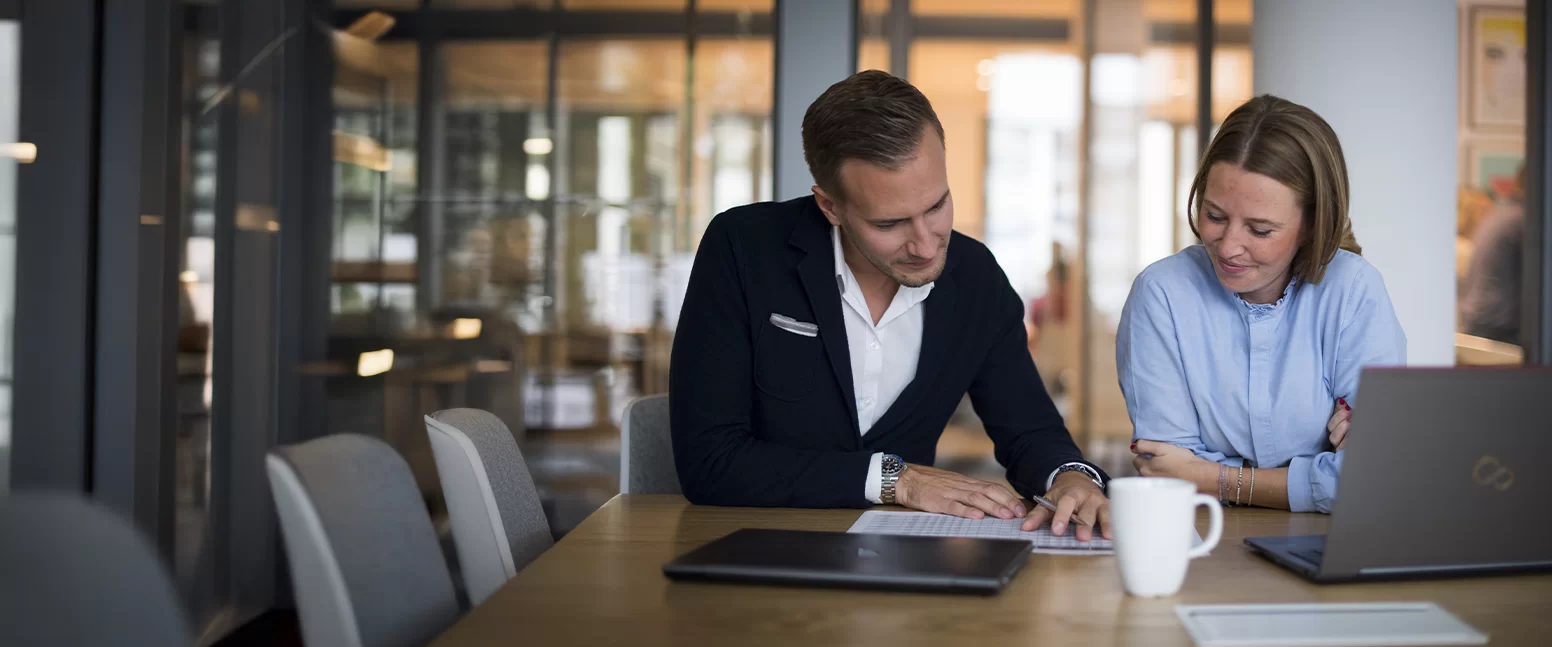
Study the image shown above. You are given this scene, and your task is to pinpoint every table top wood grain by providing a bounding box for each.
[431,495,1552,646]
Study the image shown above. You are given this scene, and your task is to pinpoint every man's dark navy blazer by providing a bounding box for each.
[670,195,1102,508]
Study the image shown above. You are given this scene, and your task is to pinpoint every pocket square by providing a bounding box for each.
[769,313,818,337]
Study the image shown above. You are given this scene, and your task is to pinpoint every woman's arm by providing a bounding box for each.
[1282,263,1407,513]
[1131,440,1292,509]
[1218,464,1291,510]
[1117,278,1225,462]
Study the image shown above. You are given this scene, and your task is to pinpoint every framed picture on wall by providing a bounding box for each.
[1466,5,1526,130]
[1464,137,1523,199]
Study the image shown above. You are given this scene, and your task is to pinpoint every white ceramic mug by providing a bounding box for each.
[1109,477,1223,597]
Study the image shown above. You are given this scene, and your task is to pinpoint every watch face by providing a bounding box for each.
[882,455,904,475]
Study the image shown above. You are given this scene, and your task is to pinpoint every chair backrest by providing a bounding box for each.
[424,408,553,606]
[620,394,680,494]
[0,493,191,646]
[266,434,458,647]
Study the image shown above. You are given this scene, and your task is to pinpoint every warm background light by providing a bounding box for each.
[357,349,394,377]
[451,318,483,340]
[2,142,37,163]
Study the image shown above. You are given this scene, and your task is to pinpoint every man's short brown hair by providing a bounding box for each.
[801,70,945,203]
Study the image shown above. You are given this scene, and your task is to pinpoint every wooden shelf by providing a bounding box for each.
[333,261,417,283]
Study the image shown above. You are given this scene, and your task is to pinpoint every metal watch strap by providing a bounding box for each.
[880,454,906,504]
[1055,462,1105,491]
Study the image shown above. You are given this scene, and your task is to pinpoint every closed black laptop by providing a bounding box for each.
[662,528,1032,594]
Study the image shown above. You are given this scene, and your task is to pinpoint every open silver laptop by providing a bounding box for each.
[1246,368,1552,582]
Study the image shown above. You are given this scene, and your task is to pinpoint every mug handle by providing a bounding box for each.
[1185,494,1223,559]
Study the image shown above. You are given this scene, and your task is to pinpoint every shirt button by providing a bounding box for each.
[869,341,880,350]
[861,397,874,408]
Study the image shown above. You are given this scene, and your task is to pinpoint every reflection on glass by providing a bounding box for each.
[316,4,771,536]
[174,0,220,630]
[333,40,417,318]
[0,20,17,494]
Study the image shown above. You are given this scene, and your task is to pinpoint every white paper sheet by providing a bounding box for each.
[847,510,1115,554]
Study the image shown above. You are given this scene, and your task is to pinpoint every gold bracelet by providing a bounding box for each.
[1235,465,1244,506]
[1247,467,1256,507]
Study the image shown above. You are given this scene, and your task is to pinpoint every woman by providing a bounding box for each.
[1118,95,1406,513]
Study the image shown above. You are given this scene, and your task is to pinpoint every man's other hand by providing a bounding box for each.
[893,465,1026,521]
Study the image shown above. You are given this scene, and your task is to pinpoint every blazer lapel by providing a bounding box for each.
[790,203,861,442]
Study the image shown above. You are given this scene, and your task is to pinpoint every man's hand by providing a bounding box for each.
[894,464,1027,521]
[1327,398,1351,450]
[1020,471,1111,541]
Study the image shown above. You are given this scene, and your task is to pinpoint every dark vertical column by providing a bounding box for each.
[415,5,446,313]
[93,0,179,556]
[1195,0,1213,157]
[1525,0,1550,364]
[212,0,283,620]
[11,0,98,492]
[277,0,334,447]
[772,0,857,199]
[887,0,910,79]
[540,30,560,430]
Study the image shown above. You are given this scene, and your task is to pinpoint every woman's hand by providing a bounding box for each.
[1327,398,1352,450]
[1132,439,1218,492]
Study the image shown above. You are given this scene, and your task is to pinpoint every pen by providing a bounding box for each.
[1029,493,1091,527]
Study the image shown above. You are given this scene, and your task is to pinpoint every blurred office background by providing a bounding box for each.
[0,0,1546,643]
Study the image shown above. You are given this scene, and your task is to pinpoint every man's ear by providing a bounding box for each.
[812,185,843,227]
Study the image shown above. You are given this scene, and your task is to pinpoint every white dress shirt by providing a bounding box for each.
[830,228,933,503]
[834,228,1099,504]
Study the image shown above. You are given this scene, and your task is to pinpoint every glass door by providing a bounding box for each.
[0,12,18,494]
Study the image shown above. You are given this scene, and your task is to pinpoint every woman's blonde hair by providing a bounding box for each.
[1187,94,1361,284]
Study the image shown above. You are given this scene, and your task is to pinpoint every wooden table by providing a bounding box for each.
[432,495,1552,646]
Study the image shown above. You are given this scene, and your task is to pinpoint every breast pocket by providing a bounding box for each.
[753,318,822,402]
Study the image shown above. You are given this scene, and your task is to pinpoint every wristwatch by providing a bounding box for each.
[1053,462,1106,491]
[880,454,908,505]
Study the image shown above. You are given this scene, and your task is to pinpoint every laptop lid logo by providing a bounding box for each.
[1473,456,1515,491]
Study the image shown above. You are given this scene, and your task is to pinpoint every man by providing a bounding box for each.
[670,70,1111,539]
[1459,164,1526,346]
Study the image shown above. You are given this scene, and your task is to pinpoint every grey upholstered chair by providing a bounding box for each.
[266,434,459,647]
[619,394,680,495]
[423,408,553,606]
[0,493,191,646]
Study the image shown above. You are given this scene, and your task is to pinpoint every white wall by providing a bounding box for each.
[1253,0,1458,366]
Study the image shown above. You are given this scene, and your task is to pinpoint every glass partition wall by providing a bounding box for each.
[324,0,772,534]
[861,0,1253,479]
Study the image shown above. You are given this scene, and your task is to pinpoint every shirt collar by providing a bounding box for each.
[1235,276,1299,313]
[831,226,935,305]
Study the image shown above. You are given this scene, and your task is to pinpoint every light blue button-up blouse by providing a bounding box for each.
[1117,245,1407,513]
